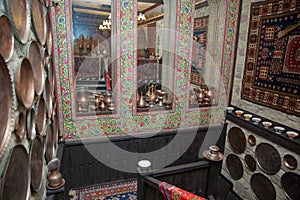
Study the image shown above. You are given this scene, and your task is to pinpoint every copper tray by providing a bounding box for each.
[244,154,256,171]
[28,41,45,95]
[36,97,47,135]
[0,15,14,61]
[45,78,53,118]
[15,58,35,109]
[250,173,276,200]
[26,108,36,140]
[52,112,58,148]
[46,13,52,55]
[46,57,55,94]
[228,127,246,154]
[281,172,300,200]
[0,145,30,200]
[30,137,44,192]
[31,0,46,44]
[255,142,281,174]
[226,154,243,180]
[15,109,26,141]
[0,55,14,159]
[46,123,55,163]
[5,0,31,44]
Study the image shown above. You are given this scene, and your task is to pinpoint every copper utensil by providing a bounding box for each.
[0,145,30,200]
[228,127,246,154]
[47,158,65,190]
[26,108,36,140]
[28,41,45,95]
[45,78,53,118]
[30,137,44,192]
[36,97,47,135]
[281,172,300,200]
[251,173,276,200]
[226,154,243,180]
[0,55,14,159]
[5,0,31,43]
[31,0,46,44]
[255,142,281,174]
[283,154,297,170]
[46,124,55,164]
[0,15,14,61]
[244,154,256,171]
[15,58,35,109]
[15,109,26,141]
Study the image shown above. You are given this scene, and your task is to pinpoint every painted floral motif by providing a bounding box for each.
[52,0,239,140]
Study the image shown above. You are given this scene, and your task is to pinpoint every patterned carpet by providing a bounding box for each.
[69,179,138,200]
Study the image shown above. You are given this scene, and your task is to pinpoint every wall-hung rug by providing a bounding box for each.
[69,179,138,200]
[241,0,300,116]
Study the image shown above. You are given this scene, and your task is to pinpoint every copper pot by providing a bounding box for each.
[47,158,65,189]
[77,87,89,112]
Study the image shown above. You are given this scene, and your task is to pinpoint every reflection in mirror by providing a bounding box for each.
[72,0,116,116]
[136,0,175,112]
[189,1,216,108]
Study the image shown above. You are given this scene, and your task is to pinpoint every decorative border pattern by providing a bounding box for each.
[51,0,240,140]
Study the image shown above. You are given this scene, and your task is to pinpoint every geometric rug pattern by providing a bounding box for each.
[69,179,138,200]
[241,0,300,116]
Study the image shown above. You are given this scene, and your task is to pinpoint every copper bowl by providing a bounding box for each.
[36,97,47,135]
[0,15,14,62]
[15,58,35,109]
[5,0,31,44]
[28,40,45,95]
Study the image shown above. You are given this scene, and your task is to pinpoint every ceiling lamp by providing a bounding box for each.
[138,13,146,21]
[99,13,111,30]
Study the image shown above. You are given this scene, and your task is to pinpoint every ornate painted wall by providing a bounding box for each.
[51,0,241,141]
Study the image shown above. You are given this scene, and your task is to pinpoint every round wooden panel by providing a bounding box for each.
[1,145,30,200]
[36,97,46,135]
[30,137,44,192]
[281,172,300,200]
[28,41,45,95]
[5,0,30,43]
[251,173,276,200]
[228,127,246,154]
[31,0,46,44]
[0,15,14,61]
[226,154,243,180]
[0,55,13,159]
[244,154,256,171]
[255,143,281,174]
[15,58,35,109]
[283,154,298,170]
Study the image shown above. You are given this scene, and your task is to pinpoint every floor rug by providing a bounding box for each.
[241,0,300,116]
[69,179,138,200]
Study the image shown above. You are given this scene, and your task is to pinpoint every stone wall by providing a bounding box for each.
[231,0,300,130]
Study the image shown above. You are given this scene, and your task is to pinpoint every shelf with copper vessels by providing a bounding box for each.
[225,105,300,155]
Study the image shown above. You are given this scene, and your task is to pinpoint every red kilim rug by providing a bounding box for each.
[69,179,138,200]
[241,0,300,116]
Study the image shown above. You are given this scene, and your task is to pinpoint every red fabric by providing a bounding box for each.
[159,182,207,200]
[106,71,112,91]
